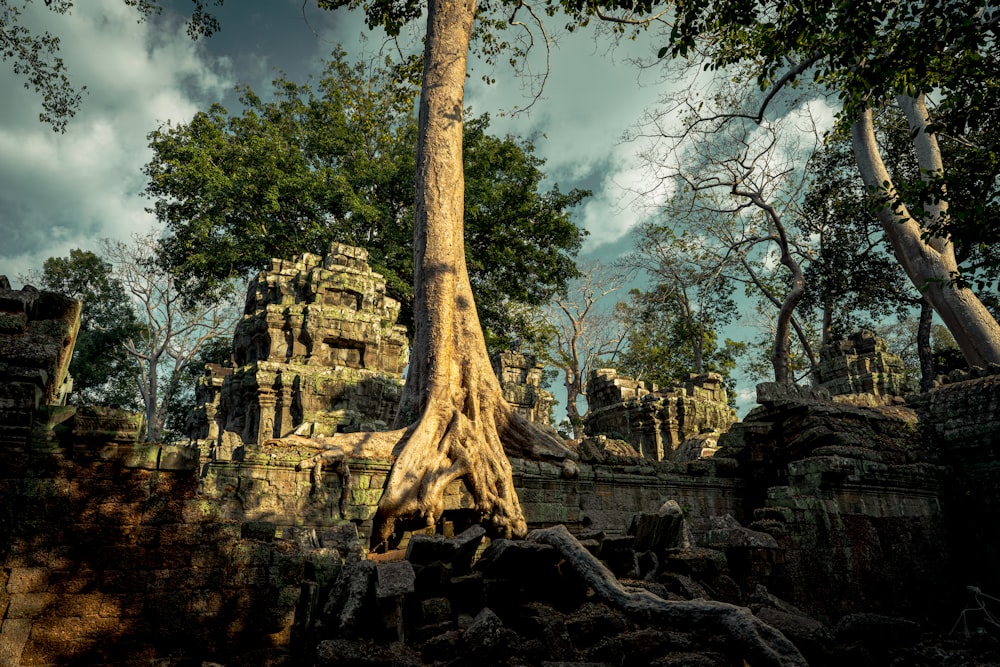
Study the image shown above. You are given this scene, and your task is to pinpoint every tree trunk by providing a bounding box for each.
[297,0,571,550]
[821,296,833,347]
[565,370,585,439]
[917,298,935,391]
[852,102,1000,366]
[691,313,705,374]
[146,354,159,442]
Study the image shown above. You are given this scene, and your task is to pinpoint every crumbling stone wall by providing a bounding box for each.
[584,369,737,461]
[720,383,954,623]
[918,371,1000,596]
[817,330,914,397]
[0,277,80,447]
[491,350,553,426]
[0,406,340,666]
[6,272,1000,662]
[189,244,409,453]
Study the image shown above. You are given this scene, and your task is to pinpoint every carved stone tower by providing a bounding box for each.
[189,244,408,455]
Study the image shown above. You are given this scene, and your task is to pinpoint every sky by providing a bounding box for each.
[0,0,667,281]
[0,0,788,416]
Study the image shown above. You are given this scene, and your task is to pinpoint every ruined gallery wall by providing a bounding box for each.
[723,384,958,623]
[921,371,1000,594]
[4,264,1000,662]
[197,448,744,541]
[0,407,333,666]
[0,411,745,665]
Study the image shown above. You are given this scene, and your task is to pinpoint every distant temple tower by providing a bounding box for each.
[583,370,737,461]
[816,330,914,397]
[491,350,553,426]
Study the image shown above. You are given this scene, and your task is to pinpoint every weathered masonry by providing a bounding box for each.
[3,247,1000,665]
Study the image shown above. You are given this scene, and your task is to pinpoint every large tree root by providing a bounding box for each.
[284,364,574,550]
[528,525,809,667]
[370,369,539,549]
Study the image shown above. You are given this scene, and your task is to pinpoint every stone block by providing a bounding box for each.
[7,567,50,593]
[406,525,486,576]
[6,592,57,618]
[54,592,104,617]
[242,521,277,542]
[158,445,198,470]
[0,618,31,666]
[121,444,161,469]
[375,560,415,599]
[0,310,28,333]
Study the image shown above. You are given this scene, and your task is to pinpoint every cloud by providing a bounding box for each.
[735,386,757,417]
[461,29,685,255]
[0,0,232,284]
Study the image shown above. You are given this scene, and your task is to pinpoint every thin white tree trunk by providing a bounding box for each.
[851,103,1000,366]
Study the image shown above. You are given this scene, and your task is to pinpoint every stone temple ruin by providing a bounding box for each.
[816,329,915,398]
[583,368,737,461]
[491,350,553,426]
[4,246,1000,665]
[188,244,409,457]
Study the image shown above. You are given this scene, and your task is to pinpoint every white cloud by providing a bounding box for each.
[735,386,757,417]
[0,0,232,283]
[461,28,689,254]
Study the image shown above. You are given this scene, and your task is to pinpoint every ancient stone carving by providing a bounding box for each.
[0,278,81,445]
[189,244,409,454]
[491,351,553,426]
[583,369,737,461]
[817,330,915,397]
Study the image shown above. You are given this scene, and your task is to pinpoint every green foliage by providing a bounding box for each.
[2,0,223,131]
[144,50,587,349]
[797,123,918,340]
[33,249,144,410]
[662,0,1000,283]
[618,220,743,394]
[616,286,744,400]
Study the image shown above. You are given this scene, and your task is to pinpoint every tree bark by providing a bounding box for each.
[917,297,935,391]
[299,0,572,550]
[528,525,808,667]
[565,370,585,439]
[852,101,1000,366]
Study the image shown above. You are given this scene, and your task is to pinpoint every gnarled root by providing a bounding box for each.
[528,525,809,667]
[371,382,528,549]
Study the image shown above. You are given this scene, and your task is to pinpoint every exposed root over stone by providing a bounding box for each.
[528,524,809,667]
[285,365,574,550]
[370,361,573,549]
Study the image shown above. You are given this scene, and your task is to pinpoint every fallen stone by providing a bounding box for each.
[702,514,780,549]
[835,612,921,647]
[461,607,509,653]
[405,524,485,575]
[375,560,415,599]
[629,499,693,552]
[314,638,421,666]
[321,556,375,635]
[754,607,834,665]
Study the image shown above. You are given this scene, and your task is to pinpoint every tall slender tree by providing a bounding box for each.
[663,0,1000,366]
[543,262,627,439]
[103,233,234,443]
